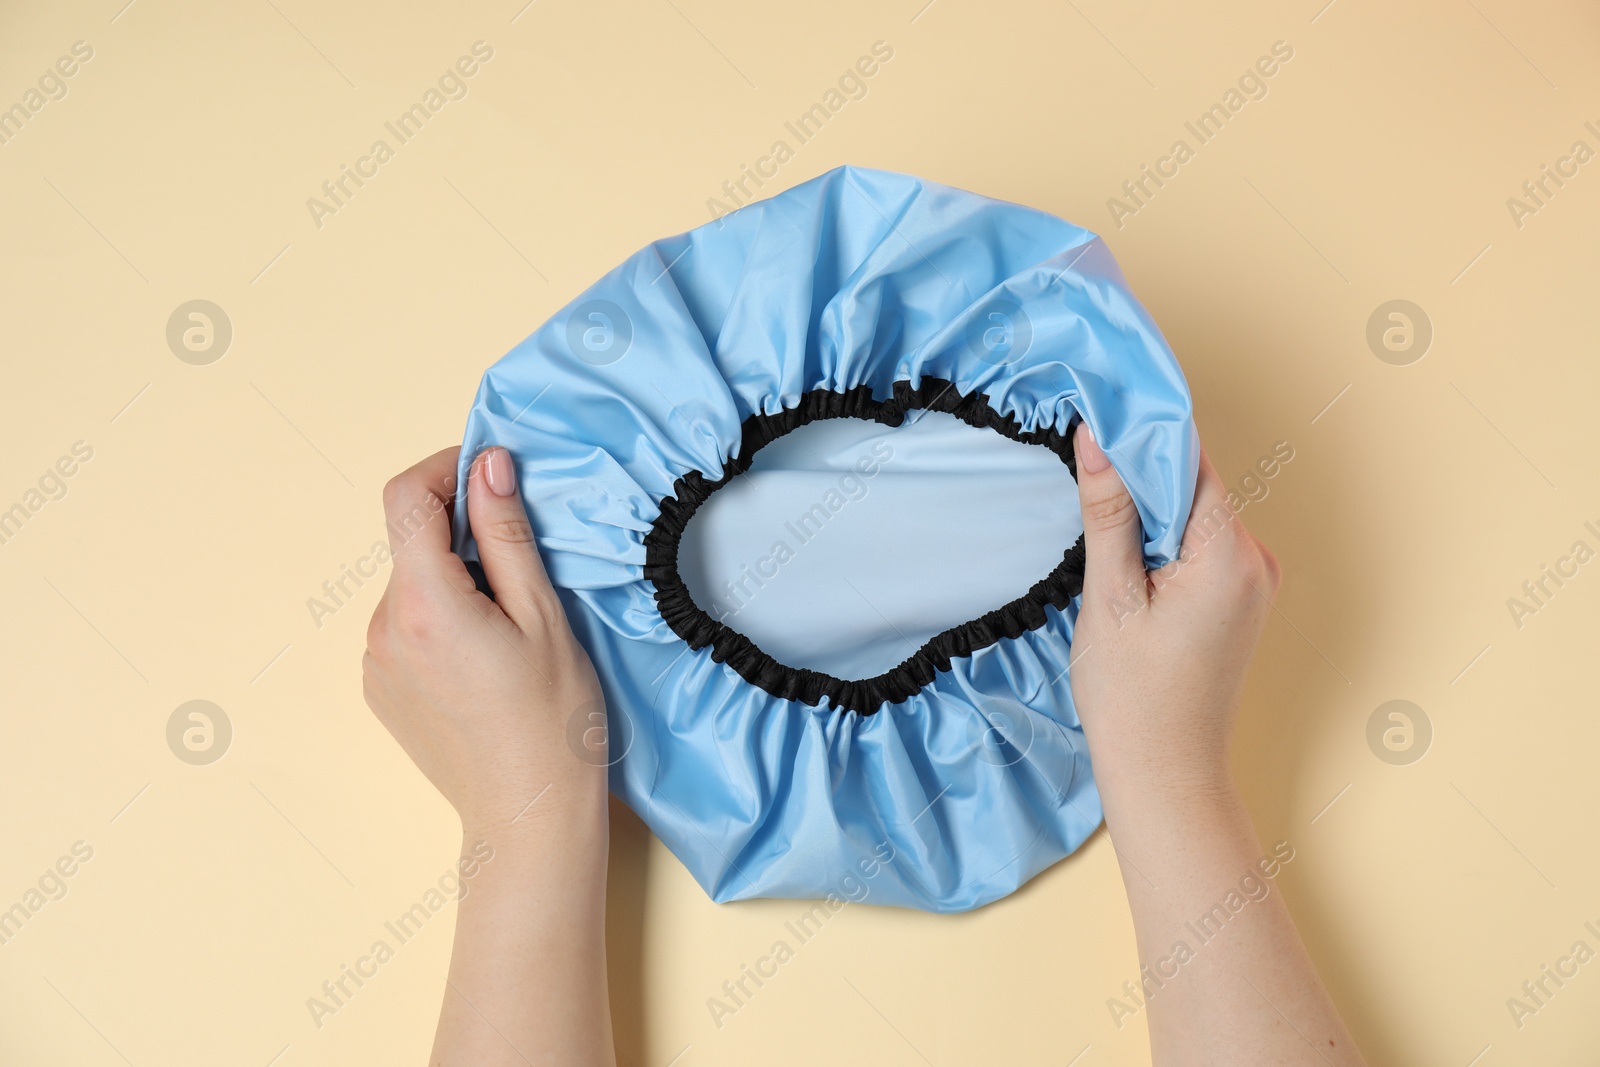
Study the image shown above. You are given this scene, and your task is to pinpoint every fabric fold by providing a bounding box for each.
[453,165,1196,912]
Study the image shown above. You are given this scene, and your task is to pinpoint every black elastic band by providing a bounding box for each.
[642,378,1085,715]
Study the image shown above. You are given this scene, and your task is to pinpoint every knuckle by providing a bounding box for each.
[486,515,536,546]
[381,474,409,513]
[361,680,385,720]
[1211,513,1252,562]
[365,604,391,657]
[1183,502,1235,553]
[1228,513,1255,546]
[376,583,440,646]
[394,602,438,644]
[1256,543,1283,596]
[1225,549,1276,604]
[365,618,386,657]
[523,589,568,634]
[1083,489,1139,529]
[359,654,383,711]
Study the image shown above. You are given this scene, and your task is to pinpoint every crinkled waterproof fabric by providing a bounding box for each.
[452,166,1196,913]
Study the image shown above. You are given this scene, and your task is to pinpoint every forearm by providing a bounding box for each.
[367,448,620,1064]
[1098,766,1363,1066]
[431,798,615,1067]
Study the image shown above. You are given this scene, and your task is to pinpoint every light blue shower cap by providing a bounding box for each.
[452,166,1196,912]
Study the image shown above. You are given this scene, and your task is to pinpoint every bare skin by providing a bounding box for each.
[364,446,614,1066]
[362,430,1365,1066]
[1070,423,1366,1065]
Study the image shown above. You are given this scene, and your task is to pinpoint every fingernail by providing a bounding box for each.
[484,447,516,497]
[1075,422,1111,474]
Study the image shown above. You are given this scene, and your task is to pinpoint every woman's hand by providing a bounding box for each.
[1068,426,1282,803]
[363,445,616,1067]
[1067,424,1365,1066]
[363,445,606,839]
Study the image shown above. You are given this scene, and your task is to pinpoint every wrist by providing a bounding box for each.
[460,762,607,832]
[1094,739,1233,793]
[456,814,609,922]
[460,778,608,866]
[1094,755,1241,833]
[1096,770,1266,902]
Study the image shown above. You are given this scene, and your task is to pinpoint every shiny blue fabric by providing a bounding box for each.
[452,166,1196,912]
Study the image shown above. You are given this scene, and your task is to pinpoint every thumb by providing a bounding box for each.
[466,446,558,630]
[1074,422,1149,616]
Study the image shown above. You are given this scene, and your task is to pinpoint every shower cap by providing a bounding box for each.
[452,166,1196,912]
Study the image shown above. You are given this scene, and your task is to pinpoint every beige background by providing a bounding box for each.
[2,0,1598,1064]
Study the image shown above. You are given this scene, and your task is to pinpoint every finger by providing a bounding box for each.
[382,447,462,575]
[1253,533,1283,595]
[1192,449,1229,522]
[1180,449,1246,554]
[1074,422,1149,614]
[360,651,387,719]
[466,446,558,632]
